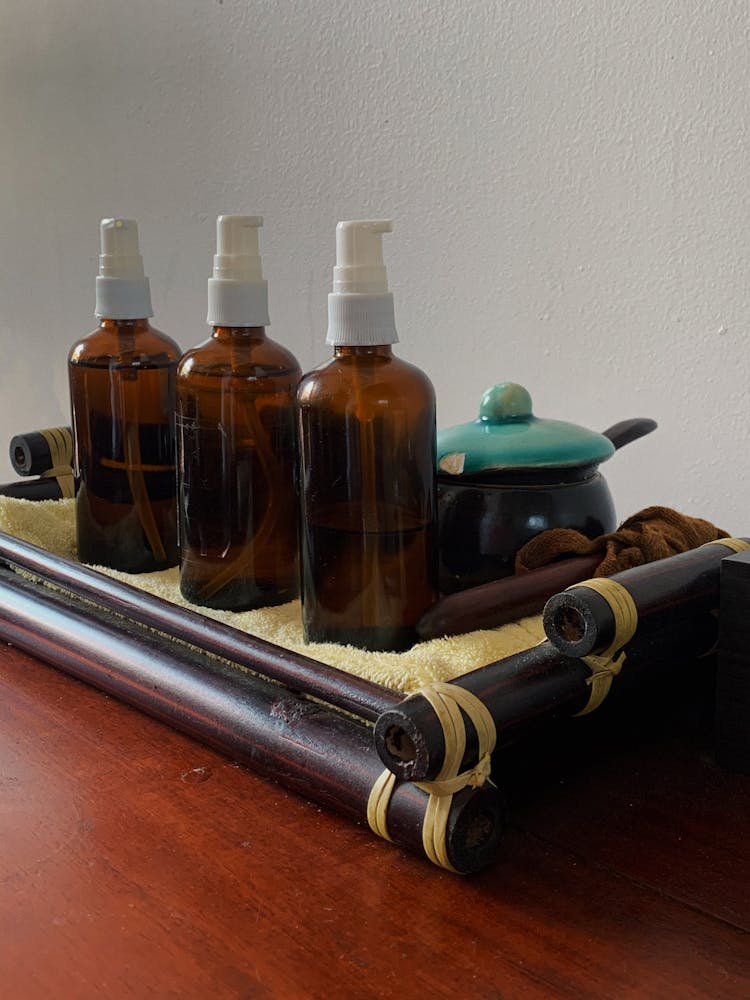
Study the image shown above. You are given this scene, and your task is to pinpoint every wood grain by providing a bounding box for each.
[1,643,748,999]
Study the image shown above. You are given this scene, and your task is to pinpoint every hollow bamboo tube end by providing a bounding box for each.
[385,777,506,873]
[373,701,441,781]
[445,784,507,874]
[542,587,616,657]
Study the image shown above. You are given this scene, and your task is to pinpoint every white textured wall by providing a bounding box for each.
[1,0,748,531]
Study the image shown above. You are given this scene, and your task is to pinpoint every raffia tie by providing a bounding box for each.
[571,539,750,716]
[569,577,639,716]
[367,683,496,873]
[39,427,75,498]
[706,537,750,555]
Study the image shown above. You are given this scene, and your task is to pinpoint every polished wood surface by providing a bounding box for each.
[1,643,748,999]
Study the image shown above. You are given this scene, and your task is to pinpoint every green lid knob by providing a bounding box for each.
[479,383,533,423]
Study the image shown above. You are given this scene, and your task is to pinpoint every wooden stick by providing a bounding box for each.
[417,554,602,639]
[0,563,504,873]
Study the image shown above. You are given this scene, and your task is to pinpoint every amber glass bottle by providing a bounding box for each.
[176,217,301,611]
[68,220,180,572]
[297,221,438,651]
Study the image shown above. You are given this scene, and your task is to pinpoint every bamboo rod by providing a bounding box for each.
[542,539,746,658]
[10,426,73,476]
[374,641,593,781]
[0,477,74,500]
[0,564,503,874]
[375,550,724,782]
[0,531,398,722]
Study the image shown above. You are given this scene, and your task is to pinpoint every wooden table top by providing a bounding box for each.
[1,641,748,999]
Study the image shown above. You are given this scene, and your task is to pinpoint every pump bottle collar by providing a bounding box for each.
[95,218,154,319]
[207,215,270,327]
[326,219,398,347]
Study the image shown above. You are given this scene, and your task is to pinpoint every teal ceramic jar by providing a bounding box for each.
[436,383,655,594]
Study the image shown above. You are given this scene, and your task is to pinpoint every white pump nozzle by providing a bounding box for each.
[207,214,269,327]
[212,215,264,281]
[333,220,392,294]
[326,219,398,346]
[98,219,145,278]
[95,218,153,319]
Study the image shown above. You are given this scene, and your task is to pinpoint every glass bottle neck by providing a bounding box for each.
[212,325,267,342]
[99,317,151,332]
[334,345,393,359]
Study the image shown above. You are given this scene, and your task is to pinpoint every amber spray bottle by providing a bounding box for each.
[68,219,180,572]
[176,216,301,610]
[297,219,439,651]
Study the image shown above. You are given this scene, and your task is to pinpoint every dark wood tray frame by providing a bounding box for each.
[0,530,505,874]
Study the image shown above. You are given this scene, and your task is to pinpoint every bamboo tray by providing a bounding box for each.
[0,531,738,874]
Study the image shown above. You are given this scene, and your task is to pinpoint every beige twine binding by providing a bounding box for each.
[368,538,750,866]
[367,683,497,872]
[570,538,750,715]
[568,577,638,715]
[706,537,750,555]
[40,428,75,499]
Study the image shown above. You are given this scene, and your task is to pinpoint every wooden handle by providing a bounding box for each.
[601,418,657,451]
[417,554,602,639]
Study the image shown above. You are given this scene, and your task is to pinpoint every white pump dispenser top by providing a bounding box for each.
[95,218,154,319]
[326,219,398,346]
[207,215,270,327]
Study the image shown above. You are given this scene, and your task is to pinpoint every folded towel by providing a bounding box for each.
[0,496,543,694]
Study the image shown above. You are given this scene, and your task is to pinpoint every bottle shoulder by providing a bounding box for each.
[177,331,301,380]
[297,352,435,406]
[68,321,181,366]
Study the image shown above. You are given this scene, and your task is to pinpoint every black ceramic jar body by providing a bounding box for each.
[437,469,616,594]
[434,379,656,596]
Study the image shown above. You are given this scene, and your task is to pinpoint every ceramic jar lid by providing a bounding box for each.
[437,382,615,476]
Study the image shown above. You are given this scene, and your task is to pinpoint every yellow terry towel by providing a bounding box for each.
[0,496,542,695]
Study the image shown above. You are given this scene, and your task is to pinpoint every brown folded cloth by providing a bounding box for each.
[514,506,729,577]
